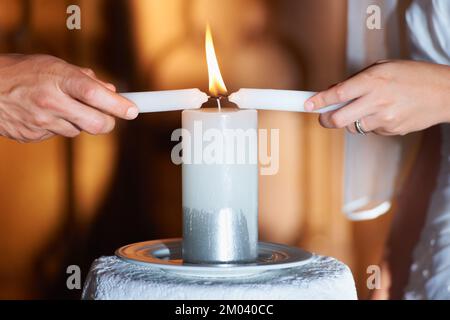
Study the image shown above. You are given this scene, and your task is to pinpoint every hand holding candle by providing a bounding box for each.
[0,54,139,143]
[303,60,450,135]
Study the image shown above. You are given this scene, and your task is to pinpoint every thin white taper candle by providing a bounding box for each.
[229,88,347,113]
[121,89,208,113]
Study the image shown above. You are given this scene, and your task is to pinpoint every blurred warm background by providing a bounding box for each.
[0,0,400,299]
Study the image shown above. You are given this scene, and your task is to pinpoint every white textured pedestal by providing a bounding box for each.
[82,255,357,300]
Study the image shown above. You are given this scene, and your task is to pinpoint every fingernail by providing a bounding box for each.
[126,106,139,119]
[305,101,315,112]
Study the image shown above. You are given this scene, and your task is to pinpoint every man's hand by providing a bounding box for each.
[0,54,138,142]
[304,60,450,136]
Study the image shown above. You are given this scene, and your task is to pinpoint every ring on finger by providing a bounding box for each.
[354,119,368,135]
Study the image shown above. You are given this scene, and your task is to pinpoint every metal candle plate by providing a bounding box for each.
[116,238,314,278]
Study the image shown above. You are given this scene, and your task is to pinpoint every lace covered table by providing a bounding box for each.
[82,255,357,300]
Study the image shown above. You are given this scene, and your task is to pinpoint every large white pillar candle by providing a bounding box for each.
[122,89,208,113]
[182,107,258,264]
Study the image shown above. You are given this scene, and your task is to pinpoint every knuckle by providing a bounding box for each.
[104,118,116,133]
[86,117,107,135]
[32,90,58,111]
[318,115,328,128]
[373,64,394,81]
[334,83,347,101]
[81,84,98,102]
[32,91,51,106]
[376,98,391,109]
[33,114,52,127]
[379,110,396,123]
[346,125,356,134]
[330,113,345,128]
[37,98,54,111]
[81,68,95,76]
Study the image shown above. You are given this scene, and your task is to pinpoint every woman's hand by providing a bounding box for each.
[0,54,138,143]
[304,60,450,136]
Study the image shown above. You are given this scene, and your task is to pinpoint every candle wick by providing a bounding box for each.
[216,97,222,111]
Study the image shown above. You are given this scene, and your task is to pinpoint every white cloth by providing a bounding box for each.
[344,0,404,221]
[406,0,450,64]
[404,0,450,300]
[82,255,357,300]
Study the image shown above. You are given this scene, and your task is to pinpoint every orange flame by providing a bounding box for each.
[205,24,228,97]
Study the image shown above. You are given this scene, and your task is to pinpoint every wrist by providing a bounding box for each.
[444,69,450,123]
[436,64,450,124]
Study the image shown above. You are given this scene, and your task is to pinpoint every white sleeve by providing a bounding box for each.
[343,0,405,221]
[406,0,450,64]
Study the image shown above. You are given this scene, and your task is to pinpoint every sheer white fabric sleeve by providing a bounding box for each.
[343,0,404,221]
[406,0,450,64]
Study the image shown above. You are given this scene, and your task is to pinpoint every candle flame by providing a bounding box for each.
[205,24,228,97]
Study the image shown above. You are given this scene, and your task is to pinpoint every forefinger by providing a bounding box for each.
[304,71,373,112]
[61,71,138,120]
